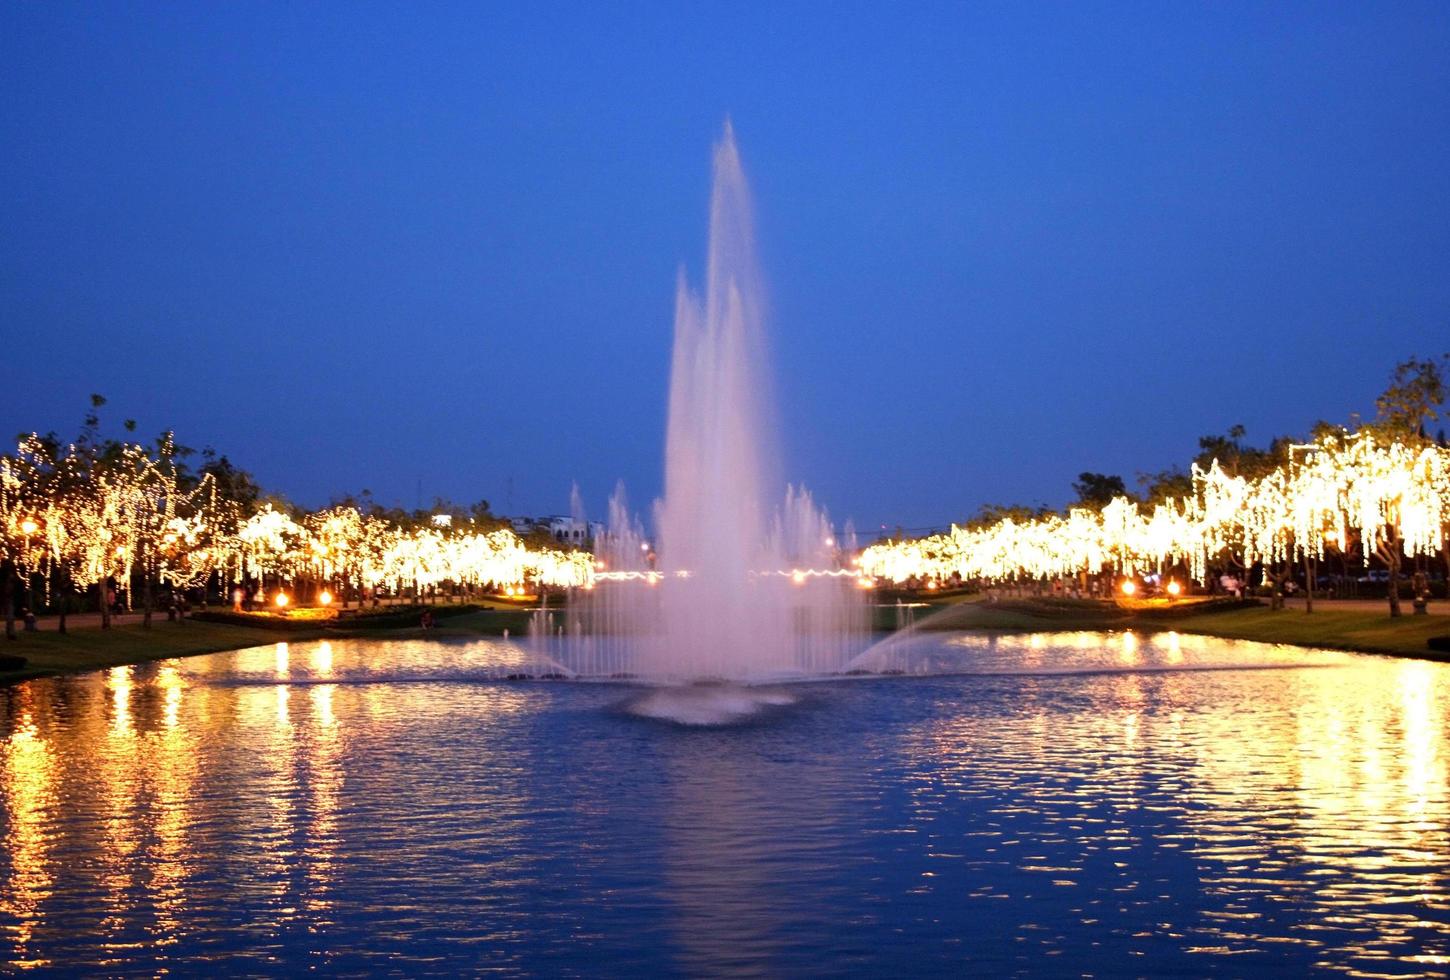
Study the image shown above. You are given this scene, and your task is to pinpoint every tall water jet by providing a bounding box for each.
[554,123,864,680]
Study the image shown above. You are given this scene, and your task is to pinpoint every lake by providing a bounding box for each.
[2,631,1447,976]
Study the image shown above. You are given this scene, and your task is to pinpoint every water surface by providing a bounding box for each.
[2,632,1447,976]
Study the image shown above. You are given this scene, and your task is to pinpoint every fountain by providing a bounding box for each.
[540,123,865,681]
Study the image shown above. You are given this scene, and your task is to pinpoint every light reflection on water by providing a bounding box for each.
[0,632,1446,975]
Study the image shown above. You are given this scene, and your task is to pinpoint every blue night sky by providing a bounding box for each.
[3,3,1448,534]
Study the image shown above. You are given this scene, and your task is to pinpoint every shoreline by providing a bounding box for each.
[909,596,1450,662]
[0,620,331,687]
[0,606,537,687]
[3,598,1447,688]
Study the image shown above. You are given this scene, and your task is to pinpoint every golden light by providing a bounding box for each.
[274,593,290,608]
[313,640,333,676]
[854,430,1449,593]
[5,422,1441,615]
[319,590,333,606]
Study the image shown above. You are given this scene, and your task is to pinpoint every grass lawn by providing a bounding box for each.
[0,620,314,686]
[1158,606,1449,659]
[919,596,1449,660]
[427,608,539,636]
[0,605,541,687]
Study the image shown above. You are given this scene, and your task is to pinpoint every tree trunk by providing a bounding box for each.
[56,569,69,634]
[23,569,35,626]
[1386,531,1402,618]
[142,566,154,629]
[100,578,112,630]
[3,562,16,640]
[1303,552,1314,614]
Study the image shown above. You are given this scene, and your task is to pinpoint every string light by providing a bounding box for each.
[5,427,1445,605]
[857,430,1450,588]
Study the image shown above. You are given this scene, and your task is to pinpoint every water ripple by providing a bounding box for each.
[0,633,1446,975]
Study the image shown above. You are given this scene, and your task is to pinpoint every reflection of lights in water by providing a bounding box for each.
[164,686,182,730]
[96,685,145,932]
[1163,631,1183,664]
[274,642,289,679]
[1119,631,1139,664]
[0,708,56,968]
[311,641,333,677]
[890,654,1450,967]
[108,666,133,738]
[1178,661,1450,957]
[1,633,1445,973]
[311,684,336,728]
[157,664,184,729]
[148,692,199,944]
[306,684,343,906]
[1398,661,1442,819]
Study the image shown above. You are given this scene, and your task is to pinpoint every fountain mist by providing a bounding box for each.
[544,124,864,680]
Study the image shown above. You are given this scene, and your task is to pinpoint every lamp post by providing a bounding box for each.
[19,517,39,631]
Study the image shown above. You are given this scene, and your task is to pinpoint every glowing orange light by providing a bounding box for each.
[1167,580,1182,596]
[19,519,38,535]
[319,590,333,606]
[1121,580,1137,596]
[274,593,290,608]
